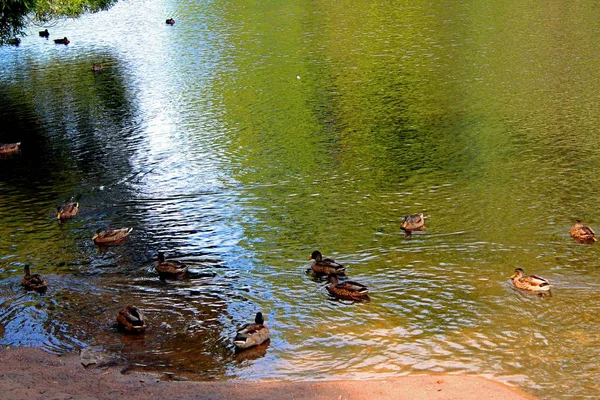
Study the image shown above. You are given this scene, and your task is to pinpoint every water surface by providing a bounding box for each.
[2,1,600,398]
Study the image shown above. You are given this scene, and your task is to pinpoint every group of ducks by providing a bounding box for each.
[7,17,176,68]
[12,176,600,351]
[38,28,70,45]
[19,197,269,351]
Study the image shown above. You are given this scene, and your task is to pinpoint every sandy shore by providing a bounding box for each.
[0,346,536,400]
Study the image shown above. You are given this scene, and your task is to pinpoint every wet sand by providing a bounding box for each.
[0,346,536,400]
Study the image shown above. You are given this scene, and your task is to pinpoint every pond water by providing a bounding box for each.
[2,0,600,398]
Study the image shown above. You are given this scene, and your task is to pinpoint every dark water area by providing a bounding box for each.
[2,1,600,398]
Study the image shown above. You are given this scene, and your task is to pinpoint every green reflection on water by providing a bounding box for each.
[2,0,600,398]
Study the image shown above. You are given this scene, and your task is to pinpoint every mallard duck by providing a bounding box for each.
[570,220,597,244]
[6,38,20,46]
[92,227,133,245]
[155,251,189,279]
[166,18,175,25]
[39,29,49,38]
[0,142,21,155]
[326,274,369,301]
[54,37,70,45]
[91,64,103,72]
[56,201,79,220]
[309,250,346,275]
[400,213,426,239]
[234,312,270,350]
[510,268,552,295]
[21,265,48,293]
[116,306,146,332]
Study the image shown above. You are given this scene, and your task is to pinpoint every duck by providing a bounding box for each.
[91,64,103,72]
[6,38,20,46]
[510,268,552,295]
[92,227,133,245]
[166,18,175,25]
[234,312,270,350]
[155,251,189,279]
[570,220,597,244]
[21,265,48,293]
[326,274,369,301]
[39,29,49,38]
[54,37,70,45]
[0,142,21,155]
[309,250,346,276]
[116,306,146,332]
[400,213,426,239]
[56,201,79,220]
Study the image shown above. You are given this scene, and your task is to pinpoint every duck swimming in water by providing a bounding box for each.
[326,274,369,301]
[570,220,597,244]
[0,142,21,155]
[92,228,133,245]
[53,37,70,45]
[400,213,426,239]
[56,201,79,221]
[234,312,270,350]
[309,250,346,276]
[116,306,146,333]
[510,268,552,295]
[39,29,49,38]
[155,251,189,279]
[21,265,48,293]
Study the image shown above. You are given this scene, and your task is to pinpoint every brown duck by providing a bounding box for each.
[0,142,21,155]
[155,251,189,279]
[326,274,369,301]
[309,250,346,275]
[116,306,146,332]
[234,312,270,350]
[21,265,48,293]
[400,213,426,238]
[510,268,552,295]
[56,201,79,220]
[570,220,597,244]
[92,228,133,245]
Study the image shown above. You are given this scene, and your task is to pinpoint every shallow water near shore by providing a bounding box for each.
[2,1,600,398]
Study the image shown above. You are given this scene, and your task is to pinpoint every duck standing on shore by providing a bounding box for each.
[400,213,426,239]
[570,220,597,244]
[234,312,270,350]
[21,265,48,293]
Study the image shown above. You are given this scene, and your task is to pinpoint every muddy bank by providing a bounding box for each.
[0,347,536,399]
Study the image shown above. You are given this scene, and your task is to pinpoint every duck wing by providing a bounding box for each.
[338,280,369,293]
